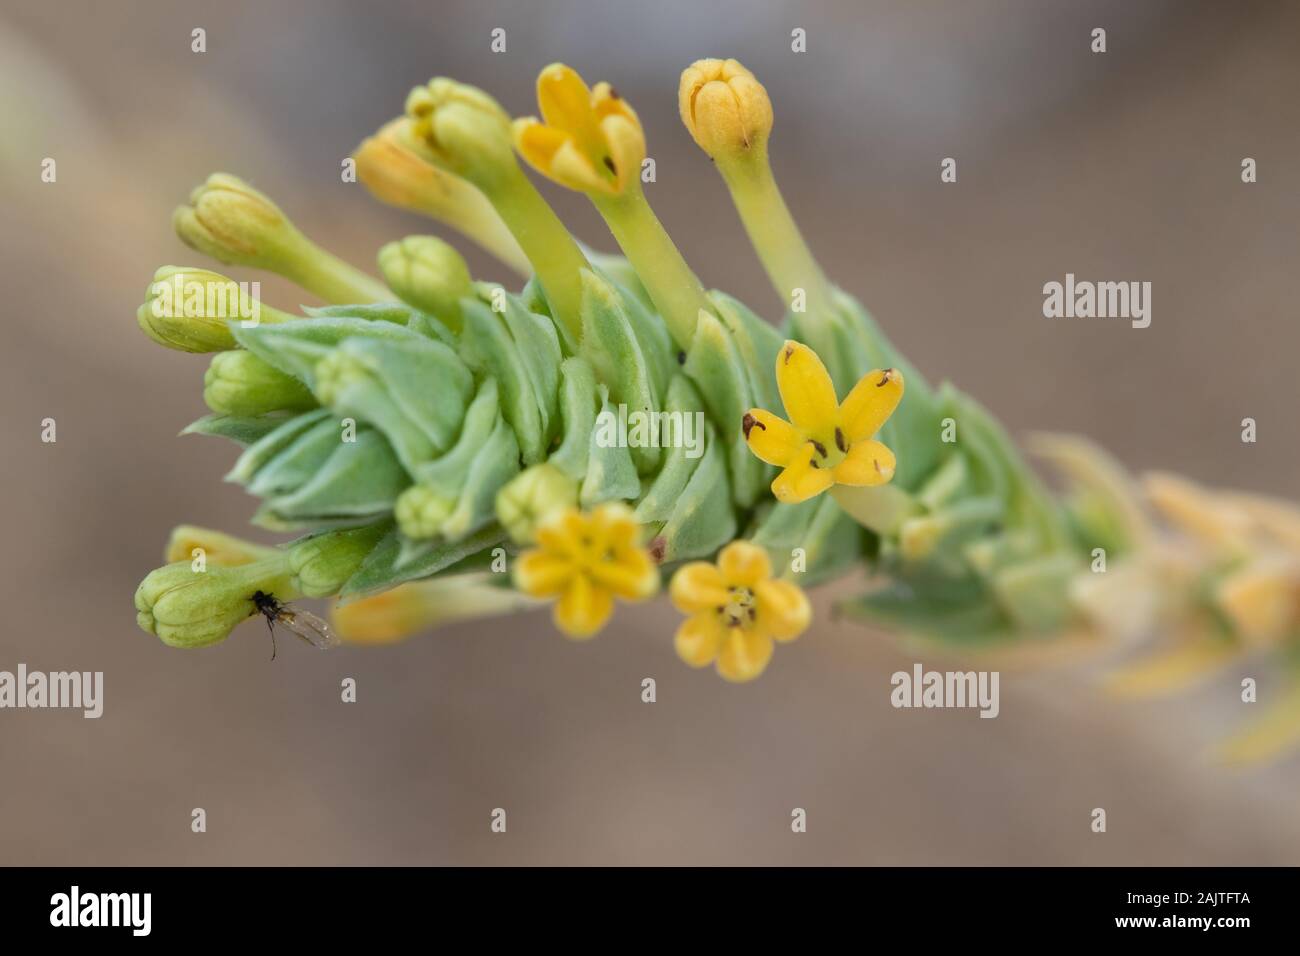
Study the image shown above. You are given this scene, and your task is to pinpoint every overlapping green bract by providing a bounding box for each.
[185,260,845,599]
[187,249,1085,639]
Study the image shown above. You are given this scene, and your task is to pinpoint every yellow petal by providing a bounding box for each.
[591,502,638,547]
[743,408,801,466]
[553,573,613,639]
[514,550,573,598]
[670,561,729,613]
[717,540,772,588]
[755,578,811,642]
[589,546,660,601]
[840,368,904,443]
[512,118,568,171]
[536,63,598,145]
[770,444,834,503]
[536,508,587,557]
[833,439,897,486]
[547,138,609,193]
[592,82,639,127]
[674,613,724,668]
[600,113,645,192]
[775,340,838,435]
[716,629,774,682]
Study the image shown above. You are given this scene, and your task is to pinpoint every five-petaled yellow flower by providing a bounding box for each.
[744,340,904,504]
[514,503,659,638]
[670,540,811,682]
[512,63,645,196]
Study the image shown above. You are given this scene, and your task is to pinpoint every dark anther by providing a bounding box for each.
[809,457,820,469]
[834,427,847,452]
[603,156,617,174]
[811,440,828,458]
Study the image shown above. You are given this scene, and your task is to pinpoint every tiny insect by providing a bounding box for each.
[250,590,338,660]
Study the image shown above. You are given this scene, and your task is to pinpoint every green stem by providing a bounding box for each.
[484,168,590,343]
[590,185,712,350]
[287,242,392,305]
[415,185,532,277]
[718,149,836,347]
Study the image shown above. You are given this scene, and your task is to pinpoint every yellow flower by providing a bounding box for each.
[512,63,645,196]
[669,541,810,682]
[678,58,773,163]
[513,503,659,638]
[743,340,903,504]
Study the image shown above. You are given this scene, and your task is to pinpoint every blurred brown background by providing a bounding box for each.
[1,0,1297,865]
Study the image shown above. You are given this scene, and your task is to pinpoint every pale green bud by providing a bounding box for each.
[402,79,517,191]
[137,266,291,353]
[377,235,473,333]
[311,350,368,408]
[174,173,304,273]
[287,524,387,598]
[134,557,295,649]
[395,484,456,540]
[495,463,579,544]
[204,350,316,417]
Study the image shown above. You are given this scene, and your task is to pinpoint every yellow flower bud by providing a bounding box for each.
[134,558,295,649]
[173,173,303,272]
[137,266,287,353]
[678,58,773,164]
[403,79,517,190]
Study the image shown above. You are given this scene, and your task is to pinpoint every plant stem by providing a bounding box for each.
[591,185,712,350]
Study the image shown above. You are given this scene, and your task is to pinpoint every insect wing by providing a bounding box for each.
[276,606,340,650]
